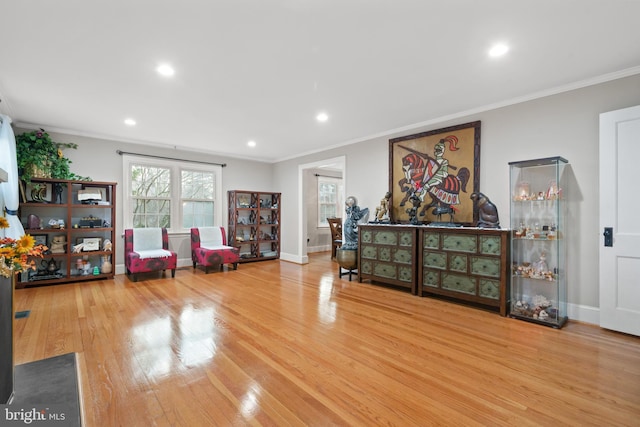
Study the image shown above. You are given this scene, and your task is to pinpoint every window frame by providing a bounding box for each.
[122,155,223,233]
[317,176,343,228]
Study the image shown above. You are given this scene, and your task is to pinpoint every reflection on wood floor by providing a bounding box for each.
[13,252,640,426]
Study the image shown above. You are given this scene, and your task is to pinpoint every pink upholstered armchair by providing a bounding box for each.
[124,228,177,282]
[191,227,240,273]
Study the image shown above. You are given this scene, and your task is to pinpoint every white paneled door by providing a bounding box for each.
[599,105,640,336]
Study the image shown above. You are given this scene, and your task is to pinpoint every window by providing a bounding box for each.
[317,176,343,227]
[123,155,222,233]
[181,170,216,228]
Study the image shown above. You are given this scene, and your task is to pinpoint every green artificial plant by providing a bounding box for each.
[15,129,90,182]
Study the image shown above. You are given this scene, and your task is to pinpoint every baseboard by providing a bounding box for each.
[567,303,599,325]
[280,252,308,264]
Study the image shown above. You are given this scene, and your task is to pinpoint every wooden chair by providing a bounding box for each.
[327,217,343,259]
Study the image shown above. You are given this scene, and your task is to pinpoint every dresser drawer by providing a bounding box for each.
[398,231,414,247]
[470,256,501,278]
[373,263,397,280]
[361,228,373,244]
[441,273,476,295]
[393,248,413,265]
[449,254,468,273]
[480,235,501,255]
[423,251,446,269]
[373,230,398,245]
[361,245,378,260]
[423,232,440,249]
[422,270,440,287]
[479,279,500,300]
[360,260,371,276]
[442,234,477,252]
[398,265,413,283]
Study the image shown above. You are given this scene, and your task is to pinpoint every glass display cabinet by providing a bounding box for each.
[509,157,568,328]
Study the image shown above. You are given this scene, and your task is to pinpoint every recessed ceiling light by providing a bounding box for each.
[156,63,175,77]
[316,112,329,123]
[124,118,136,126]
[247,140,256,148]
[489,44,509,58]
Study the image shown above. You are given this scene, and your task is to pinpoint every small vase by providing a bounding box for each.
[101,256,112,274]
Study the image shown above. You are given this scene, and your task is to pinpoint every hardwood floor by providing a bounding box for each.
[13,252,640,426]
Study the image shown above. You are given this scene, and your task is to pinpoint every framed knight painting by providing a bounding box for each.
[389,121,481,225]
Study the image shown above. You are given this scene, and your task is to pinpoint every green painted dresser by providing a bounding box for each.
[358,224,419,294]
[418,227,510,315]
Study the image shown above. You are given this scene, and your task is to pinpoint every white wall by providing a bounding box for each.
[274,73,640,323]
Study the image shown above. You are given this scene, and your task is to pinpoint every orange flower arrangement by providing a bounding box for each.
[0,216,47,278]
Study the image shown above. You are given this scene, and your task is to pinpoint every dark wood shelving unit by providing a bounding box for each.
[228,190,280,263]
[18,178,116,287]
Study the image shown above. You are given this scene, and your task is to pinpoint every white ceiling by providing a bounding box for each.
[1,1,639,163]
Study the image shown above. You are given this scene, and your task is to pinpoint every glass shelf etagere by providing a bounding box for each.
[508,157,568,328]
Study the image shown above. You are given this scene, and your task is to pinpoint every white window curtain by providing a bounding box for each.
[0,114,25,239]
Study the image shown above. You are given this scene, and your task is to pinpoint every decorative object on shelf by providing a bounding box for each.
[48,218,65,229]
[49,236,66,254]
[28,182,51,203]
[103,239,112,251]
[470,192,500,229]
[390,121,481,225]
[0,217,47,278]
[406,194,422,225]
[372,191,391,223]
[77,188,103,204]
[15,129,90,183]
[40,258,61,275]
[100,255,112,274]
[79,216,102,228]
[53,182,64,204]
[27,214,41,230]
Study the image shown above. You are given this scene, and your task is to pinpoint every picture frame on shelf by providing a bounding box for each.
[32,234,47,247]
[389,121,481,225]
[76,237,102,252]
